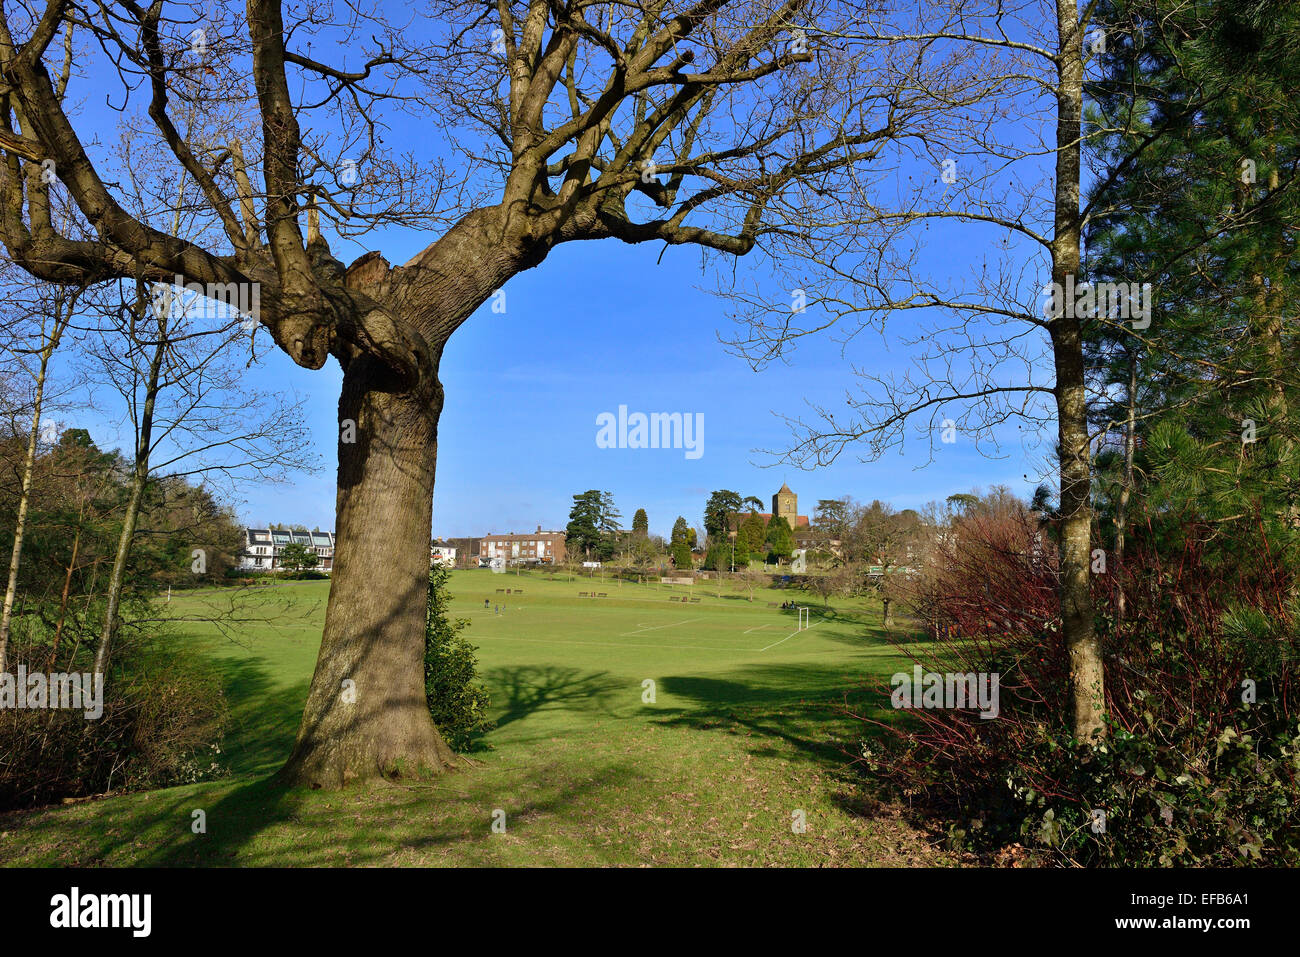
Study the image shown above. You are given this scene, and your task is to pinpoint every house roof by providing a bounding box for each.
[245,526,334,546]
[482,531,565,541]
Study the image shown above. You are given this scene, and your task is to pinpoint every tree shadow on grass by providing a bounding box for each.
[213,658,311,776]
[129,659,312,865]
[123,755,648,866]
[654,664,895,770]
[34,648,649,866]
[484,665,623,730]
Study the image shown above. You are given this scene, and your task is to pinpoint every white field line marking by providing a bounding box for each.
[743,623,780,634]
[758,618,821,652]
[619,617,702,637]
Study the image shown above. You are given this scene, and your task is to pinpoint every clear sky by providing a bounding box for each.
[35,3,1063,542]
[213,234,1048,540]
[49,145,1053,544]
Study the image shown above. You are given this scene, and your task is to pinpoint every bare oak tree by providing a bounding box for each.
[0,0,944,785]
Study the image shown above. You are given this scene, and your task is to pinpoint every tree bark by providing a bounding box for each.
[1051,0,1105,741]
[52,516,82,658]
[94,320,166,678]
[1114,349,1137,624]
[95,474,147,676]
[277,207,540,787]
[278,356,456,787]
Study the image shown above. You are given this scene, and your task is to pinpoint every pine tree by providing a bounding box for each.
[739,511,766,563]
[704,490,744,538]
[1085,0,1300,587]
[670,516,693,569]
[565,490,604,559]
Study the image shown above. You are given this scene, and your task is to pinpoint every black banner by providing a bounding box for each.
[0,866,1280,945]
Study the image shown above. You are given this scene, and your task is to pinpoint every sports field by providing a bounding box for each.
[0,570,956,867]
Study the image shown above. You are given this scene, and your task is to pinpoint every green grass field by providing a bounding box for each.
[0,570,955,867]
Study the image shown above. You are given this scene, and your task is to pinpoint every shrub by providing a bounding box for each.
[423,565,495,751]
[0,623,228,810]
[860,504,1300,866]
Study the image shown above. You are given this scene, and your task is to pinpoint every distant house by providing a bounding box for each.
[430,543,457,568]
[443,537,481,566]
[240,526,336,572]
[480,526,566,565]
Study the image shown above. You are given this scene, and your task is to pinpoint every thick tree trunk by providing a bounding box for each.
[1052,323,1105,740]
[277,208,544,787]
[278,356,455,787]
[1052,0,1105,741]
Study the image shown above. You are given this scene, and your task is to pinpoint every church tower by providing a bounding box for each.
[772,483,797,521]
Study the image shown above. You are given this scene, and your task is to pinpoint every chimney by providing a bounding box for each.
[537,524,541,533]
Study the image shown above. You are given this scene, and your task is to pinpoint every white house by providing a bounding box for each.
[239,526,336,572]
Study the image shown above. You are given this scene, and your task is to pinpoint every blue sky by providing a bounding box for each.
[213,234,1045,540]
[52,151,1053,545]
[37,4,1062,541]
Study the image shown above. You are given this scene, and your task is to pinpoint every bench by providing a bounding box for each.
[579,591,588,597]
[597,592,608,597]
[689,597,701,603]
[496,588,505,593]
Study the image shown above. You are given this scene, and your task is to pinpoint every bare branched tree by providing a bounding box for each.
[0,0,957,785]
[723,0,1116,739]
[0,278,81,671]
[724,0,1300,742]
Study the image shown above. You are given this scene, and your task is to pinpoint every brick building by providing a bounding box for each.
[480,526,567,565]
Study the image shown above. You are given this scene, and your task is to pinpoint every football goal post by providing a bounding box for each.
[798,607,810,631]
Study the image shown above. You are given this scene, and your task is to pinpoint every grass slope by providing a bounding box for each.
[0,571,954,867]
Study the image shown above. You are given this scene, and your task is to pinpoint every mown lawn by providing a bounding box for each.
[0,570,955,866]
